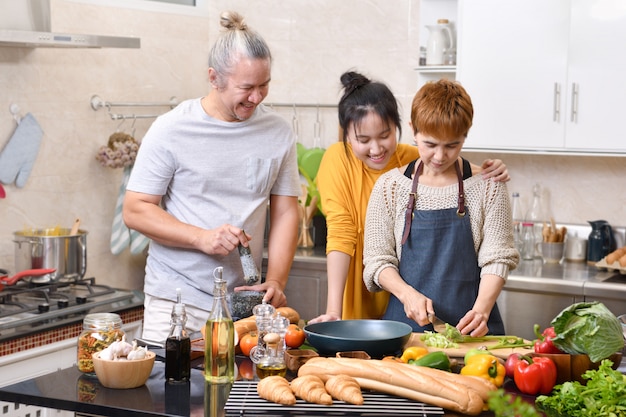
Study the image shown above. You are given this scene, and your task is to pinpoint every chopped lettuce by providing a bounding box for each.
[550,301,625,362]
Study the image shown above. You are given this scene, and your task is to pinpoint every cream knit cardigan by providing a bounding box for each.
[363,167,519,292]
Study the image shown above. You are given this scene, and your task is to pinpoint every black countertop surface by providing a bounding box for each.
[1,352,624,417]
[0,356,499,417]
[0,362,207,417]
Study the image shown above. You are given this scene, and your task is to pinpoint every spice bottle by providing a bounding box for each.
[520,222,536,260]
[204,266,235,383]
[77,313,125,374]
[419,46,427,66]
[525,183,545,258]
[165,288,191,382]
[511,192,524,254]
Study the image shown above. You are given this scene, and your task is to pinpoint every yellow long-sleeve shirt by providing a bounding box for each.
[316,142,419,319]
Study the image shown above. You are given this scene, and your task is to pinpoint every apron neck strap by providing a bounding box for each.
[401,159,466,245]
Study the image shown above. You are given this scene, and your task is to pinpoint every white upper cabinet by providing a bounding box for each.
[457,0,626,154]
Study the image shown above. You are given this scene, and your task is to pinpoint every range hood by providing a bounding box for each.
[0,0,140,48]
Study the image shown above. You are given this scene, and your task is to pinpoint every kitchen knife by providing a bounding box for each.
[428,313,448,333]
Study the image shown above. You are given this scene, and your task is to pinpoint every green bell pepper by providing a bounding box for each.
[408,351,451,371]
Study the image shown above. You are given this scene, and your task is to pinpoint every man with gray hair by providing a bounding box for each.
[123,11,300,342]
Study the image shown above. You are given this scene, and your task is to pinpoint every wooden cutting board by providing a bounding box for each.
[405,333,534,360]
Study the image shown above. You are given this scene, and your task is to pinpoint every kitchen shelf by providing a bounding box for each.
[414,65,456,73]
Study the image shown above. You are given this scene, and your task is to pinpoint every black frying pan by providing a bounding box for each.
[303,320,412,358]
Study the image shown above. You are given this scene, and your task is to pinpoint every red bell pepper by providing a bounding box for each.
[513,355,557,395]
[533,324,563,354]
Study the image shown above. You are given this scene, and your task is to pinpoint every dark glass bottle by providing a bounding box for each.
[165,288,191,382]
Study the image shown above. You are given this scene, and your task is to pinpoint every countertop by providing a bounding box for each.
[287,248,626,292]
[1,354,624,417]
[0,358,507,417]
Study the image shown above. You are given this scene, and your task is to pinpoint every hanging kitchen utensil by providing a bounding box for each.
[299,109,325,181]
[0,268,56,290]
[293,106,308,167]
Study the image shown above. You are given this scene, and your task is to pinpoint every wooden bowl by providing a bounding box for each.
[92,351,155,389]
[336,350,371,360]
[285,349,319,372]
[533,352,622,384]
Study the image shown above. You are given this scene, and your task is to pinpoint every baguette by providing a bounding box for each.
[257,375,296,405]
[298,357,486,415]
[392,361,496,401]
[291,375,333,405]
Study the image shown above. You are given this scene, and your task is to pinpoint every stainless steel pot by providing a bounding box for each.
[13,229,87,283]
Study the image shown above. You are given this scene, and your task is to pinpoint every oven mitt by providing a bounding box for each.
[111,165,150,255]
[0,113,43,188]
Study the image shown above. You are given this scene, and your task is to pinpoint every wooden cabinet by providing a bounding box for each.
[456,0,626,154]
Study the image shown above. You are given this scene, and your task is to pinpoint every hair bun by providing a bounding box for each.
[340,71,370,94]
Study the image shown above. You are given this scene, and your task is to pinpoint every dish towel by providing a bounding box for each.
[0,113,43,188]
[110,165,150,255]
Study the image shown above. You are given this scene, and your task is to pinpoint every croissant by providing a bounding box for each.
[325,374,364,405]
[291,374,333,405]
[257,376,296,405]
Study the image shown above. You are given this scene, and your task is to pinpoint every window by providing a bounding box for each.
[67,0,209,16]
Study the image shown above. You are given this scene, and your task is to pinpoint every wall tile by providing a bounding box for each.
[0,0,623,293]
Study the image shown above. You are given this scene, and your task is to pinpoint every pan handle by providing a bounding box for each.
[0,268,57,286]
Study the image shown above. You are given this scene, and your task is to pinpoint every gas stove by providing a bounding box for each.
[0,277,142,342]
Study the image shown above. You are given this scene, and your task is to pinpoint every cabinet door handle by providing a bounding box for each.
[553,83,561,122]
[570,83,579,123]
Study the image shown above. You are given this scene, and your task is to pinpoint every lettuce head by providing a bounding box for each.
[550,301,625,362]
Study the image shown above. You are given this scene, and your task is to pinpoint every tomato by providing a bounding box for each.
[238,358,255,380]
[285,324,305,348]
[239,332,258,357]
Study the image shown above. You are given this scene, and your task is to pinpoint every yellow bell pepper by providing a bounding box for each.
[400,346,429,363]
[460,354,505,387]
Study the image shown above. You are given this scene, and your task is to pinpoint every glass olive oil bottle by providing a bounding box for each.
[204,266,235,383]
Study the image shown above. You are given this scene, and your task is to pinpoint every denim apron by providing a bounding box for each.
[383,159,504,334]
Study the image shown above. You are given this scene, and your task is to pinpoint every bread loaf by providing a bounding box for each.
[299,357,487,415]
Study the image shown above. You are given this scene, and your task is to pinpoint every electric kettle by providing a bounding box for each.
[586,220,616,264]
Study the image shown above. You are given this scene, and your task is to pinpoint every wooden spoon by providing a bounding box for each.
[70,218,80,235]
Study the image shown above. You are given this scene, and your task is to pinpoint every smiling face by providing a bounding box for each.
[347,111,398,170]
[207,56,271,122]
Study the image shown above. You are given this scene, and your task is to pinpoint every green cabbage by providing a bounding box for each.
[550,301,625,363]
